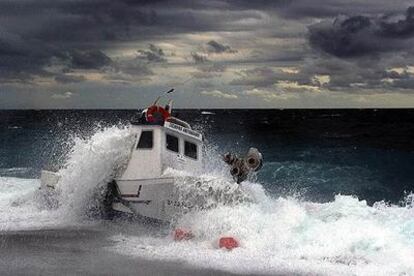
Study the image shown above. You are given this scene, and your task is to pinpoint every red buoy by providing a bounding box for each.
[173,228,194,241]
[219,237,239,250]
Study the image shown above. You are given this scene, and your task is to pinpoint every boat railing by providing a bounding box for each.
[166,117,191,129]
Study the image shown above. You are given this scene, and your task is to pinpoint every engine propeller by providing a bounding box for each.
[223,147,263,184]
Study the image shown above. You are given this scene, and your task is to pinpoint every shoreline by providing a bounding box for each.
[0,228,245,276]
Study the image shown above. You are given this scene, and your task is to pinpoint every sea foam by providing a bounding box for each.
[109,191,414,275]
[1,125,414,275]
[0,125,135,230]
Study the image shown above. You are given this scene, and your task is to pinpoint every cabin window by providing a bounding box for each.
[137,130,153,149]
[184,141,198,160]
[166,134,179,152]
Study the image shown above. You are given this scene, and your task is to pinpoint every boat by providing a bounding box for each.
[40,89,263,221]
[110,107,204,220]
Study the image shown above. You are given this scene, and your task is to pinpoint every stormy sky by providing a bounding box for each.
[1,0,414,108]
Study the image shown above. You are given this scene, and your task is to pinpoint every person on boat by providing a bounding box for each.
[139,98,172,125]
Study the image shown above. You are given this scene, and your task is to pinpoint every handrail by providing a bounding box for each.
[166,117,191,129]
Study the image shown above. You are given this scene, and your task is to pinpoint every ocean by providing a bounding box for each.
[1,109,414,275]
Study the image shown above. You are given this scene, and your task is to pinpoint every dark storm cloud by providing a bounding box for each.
[0,0,264,42]
[269,0,414,19]
[380,7,414,37]
[1,0,414,100]
[137,44,167,63]
[0,27,53,81]
[303,5,414,93]
[0,2,133,80]
[308,6,414,58]
[66,50,113,69]
[0,0,265,82]
[206,40,237,53]
[114,59,154,76]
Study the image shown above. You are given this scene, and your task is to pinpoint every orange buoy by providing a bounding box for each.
[219,237,239,250]
[146,105,170,124]
[173,228,194,241]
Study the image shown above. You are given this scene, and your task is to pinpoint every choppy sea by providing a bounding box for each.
[1,109,414,275]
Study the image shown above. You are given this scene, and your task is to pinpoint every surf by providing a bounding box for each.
[1,124,413,275]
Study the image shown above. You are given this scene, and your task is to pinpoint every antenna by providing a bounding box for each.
[152,88,175,105]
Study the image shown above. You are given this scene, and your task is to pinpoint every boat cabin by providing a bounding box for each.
[111,99,204,220]
[119,120,203,181]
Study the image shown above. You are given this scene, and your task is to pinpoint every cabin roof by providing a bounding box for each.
[131,121,203,142]
[164,122,202,141]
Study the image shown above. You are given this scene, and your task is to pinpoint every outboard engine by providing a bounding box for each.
[223,148,263,184]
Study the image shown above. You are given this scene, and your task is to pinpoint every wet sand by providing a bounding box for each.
[0,227,240,276]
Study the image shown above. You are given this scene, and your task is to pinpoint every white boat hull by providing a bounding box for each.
[113,177,181,221]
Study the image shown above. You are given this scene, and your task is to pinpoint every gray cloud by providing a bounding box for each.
[137,44,167,63]
[381,66,414,89]
[273,0,413,19]
[116,60,153,76]
[391,77,414,89]
[191,52,209,63]
[230,67,278,87]
[106,57,155,84]
[54,74,86,84]
[191,63,227,79]
[0,28,52,81]
[230,67,308,87]
[66,50,113,69]
[0,0,262,82]
[380,7,414,37]
[382,69,410,80]
[308,6,414,58]
[1,0,414,108]
[189,40,236,72]
[51,91,74,100]
[206,40,237,53]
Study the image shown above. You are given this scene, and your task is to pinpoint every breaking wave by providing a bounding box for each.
[1,124,414,275]
[0,125,135,230]
[55,125,135,218]
[110,192,414,275]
